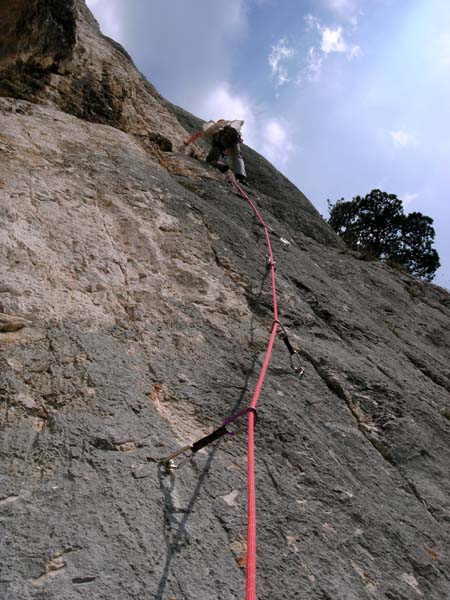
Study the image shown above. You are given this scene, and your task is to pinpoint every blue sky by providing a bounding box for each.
[86,0,450,287]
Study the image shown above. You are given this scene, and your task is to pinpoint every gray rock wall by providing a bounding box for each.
[1,2,450,599]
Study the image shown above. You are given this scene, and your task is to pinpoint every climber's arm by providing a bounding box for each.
[182,131,204,148]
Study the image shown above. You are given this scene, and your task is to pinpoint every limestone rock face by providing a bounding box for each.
[1,2,450,600]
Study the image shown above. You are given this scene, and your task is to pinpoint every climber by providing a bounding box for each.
[181,119,249,186]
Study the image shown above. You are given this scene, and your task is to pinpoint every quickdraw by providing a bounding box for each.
[273,320,305,376]
[160,407,257,474]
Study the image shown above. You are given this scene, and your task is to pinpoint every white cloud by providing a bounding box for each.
[321,26,347,54]
[348,44,362,59]
[304,48,324,82]
[389,130,418,148]
[305,14,320,30]
[261,119,296,170]
[196,83,256,130]
[268,38,296,88]
[300,17,361,82]
[320,25,361,58]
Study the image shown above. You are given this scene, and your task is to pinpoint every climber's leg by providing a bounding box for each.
[206,142,228,171]
[227,143,246,180]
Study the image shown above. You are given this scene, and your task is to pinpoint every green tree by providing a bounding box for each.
[327,189,440,281]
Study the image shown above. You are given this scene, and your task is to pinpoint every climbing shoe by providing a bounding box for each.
[210,162,230,173]
[236,174,250,187]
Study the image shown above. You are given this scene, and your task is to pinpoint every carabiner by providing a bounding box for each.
[274,320,305,377]
[289,352,305,377]
[160,445,193,474]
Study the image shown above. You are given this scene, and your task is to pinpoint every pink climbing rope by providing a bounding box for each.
[227,172,280,600]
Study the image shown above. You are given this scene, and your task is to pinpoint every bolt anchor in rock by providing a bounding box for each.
[160,445,193,474]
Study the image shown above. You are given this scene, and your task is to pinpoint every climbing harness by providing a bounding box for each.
[159,169,304,600]
[160,407,257,474]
